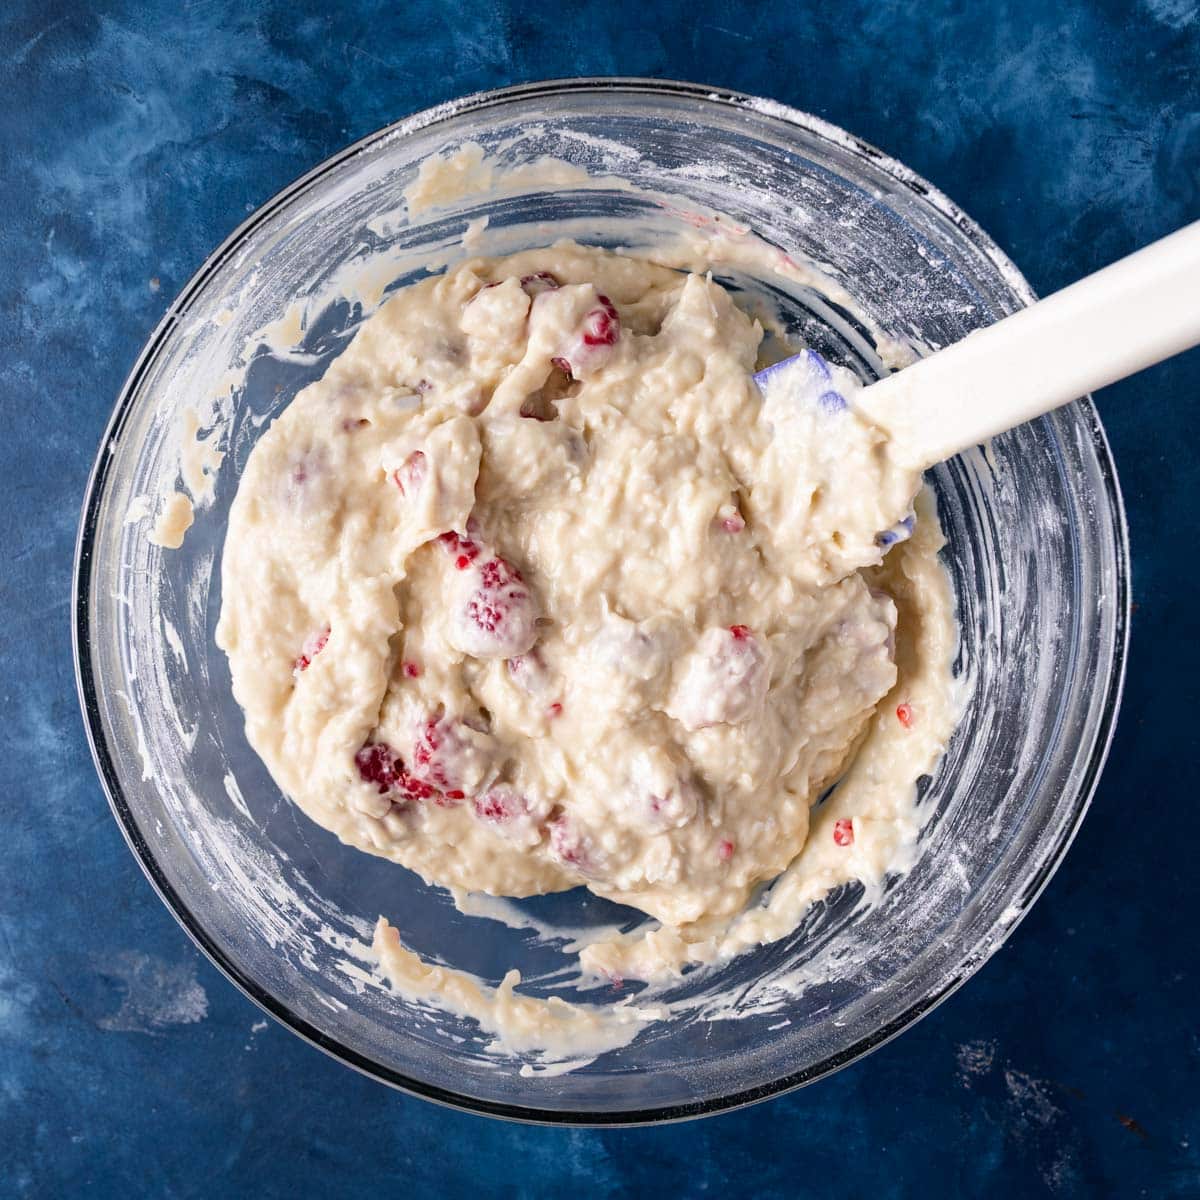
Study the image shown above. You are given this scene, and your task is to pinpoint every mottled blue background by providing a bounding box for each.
[2,0,1198,1195]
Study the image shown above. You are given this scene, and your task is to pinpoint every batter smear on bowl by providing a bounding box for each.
[217,242,959,1027]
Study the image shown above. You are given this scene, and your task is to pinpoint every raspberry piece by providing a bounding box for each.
[666,625,769,731]
[402,661,422,679]
[409,714,492,794]
[467,593,504,633]
[546,702,563,720]
[718,839,735,862]
[467,593,504,632]
[438,530,481,568]
[506,651,554,700]
[394,771,439,803]
[581,295,620,346]
[520,271,560,297]
[293,626,330,673]
[355,742,401,794]
[833,818,855,847]
[391,450,426,497]
[474,788,525,823]
[547,815,593,873]
[552,294,621,377]
[721,512,745,533]
[472,786,550,848]
[451,554,539,660]
[354,738,450,808]
[479,558,516,588]
[896,702,914,727]
[355,740,442,803]
[412,717,449,787]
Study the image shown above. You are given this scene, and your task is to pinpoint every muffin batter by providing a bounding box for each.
[217,242,947,983]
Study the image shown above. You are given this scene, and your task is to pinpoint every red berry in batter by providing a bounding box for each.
[475,788,524,823]
[392,450,426,497]
[293,626,330,673]
[547,815,593,872]
[581,295,620,346]
[355,742,400,794]
[453,554,538,659]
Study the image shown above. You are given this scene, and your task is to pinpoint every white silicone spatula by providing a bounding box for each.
[759,221,1200,469]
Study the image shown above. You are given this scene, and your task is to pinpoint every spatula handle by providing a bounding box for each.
[855,221,1200,468]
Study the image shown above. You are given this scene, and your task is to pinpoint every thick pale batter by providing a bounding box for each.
[216,242,952,1000]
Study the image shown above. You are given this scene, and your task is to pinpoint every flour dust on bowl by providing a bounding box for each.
[73,79,1128,1124]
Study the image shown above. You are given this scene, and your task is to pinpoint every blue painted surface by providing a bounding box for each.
[1,0,1198,1194]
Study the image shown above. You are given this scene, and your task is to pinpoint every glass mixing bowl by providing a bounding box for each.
[73,79,1128,1124]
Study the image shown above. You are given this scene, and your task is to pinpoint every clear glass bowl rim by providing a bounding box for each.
[72,76,1131,1126]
